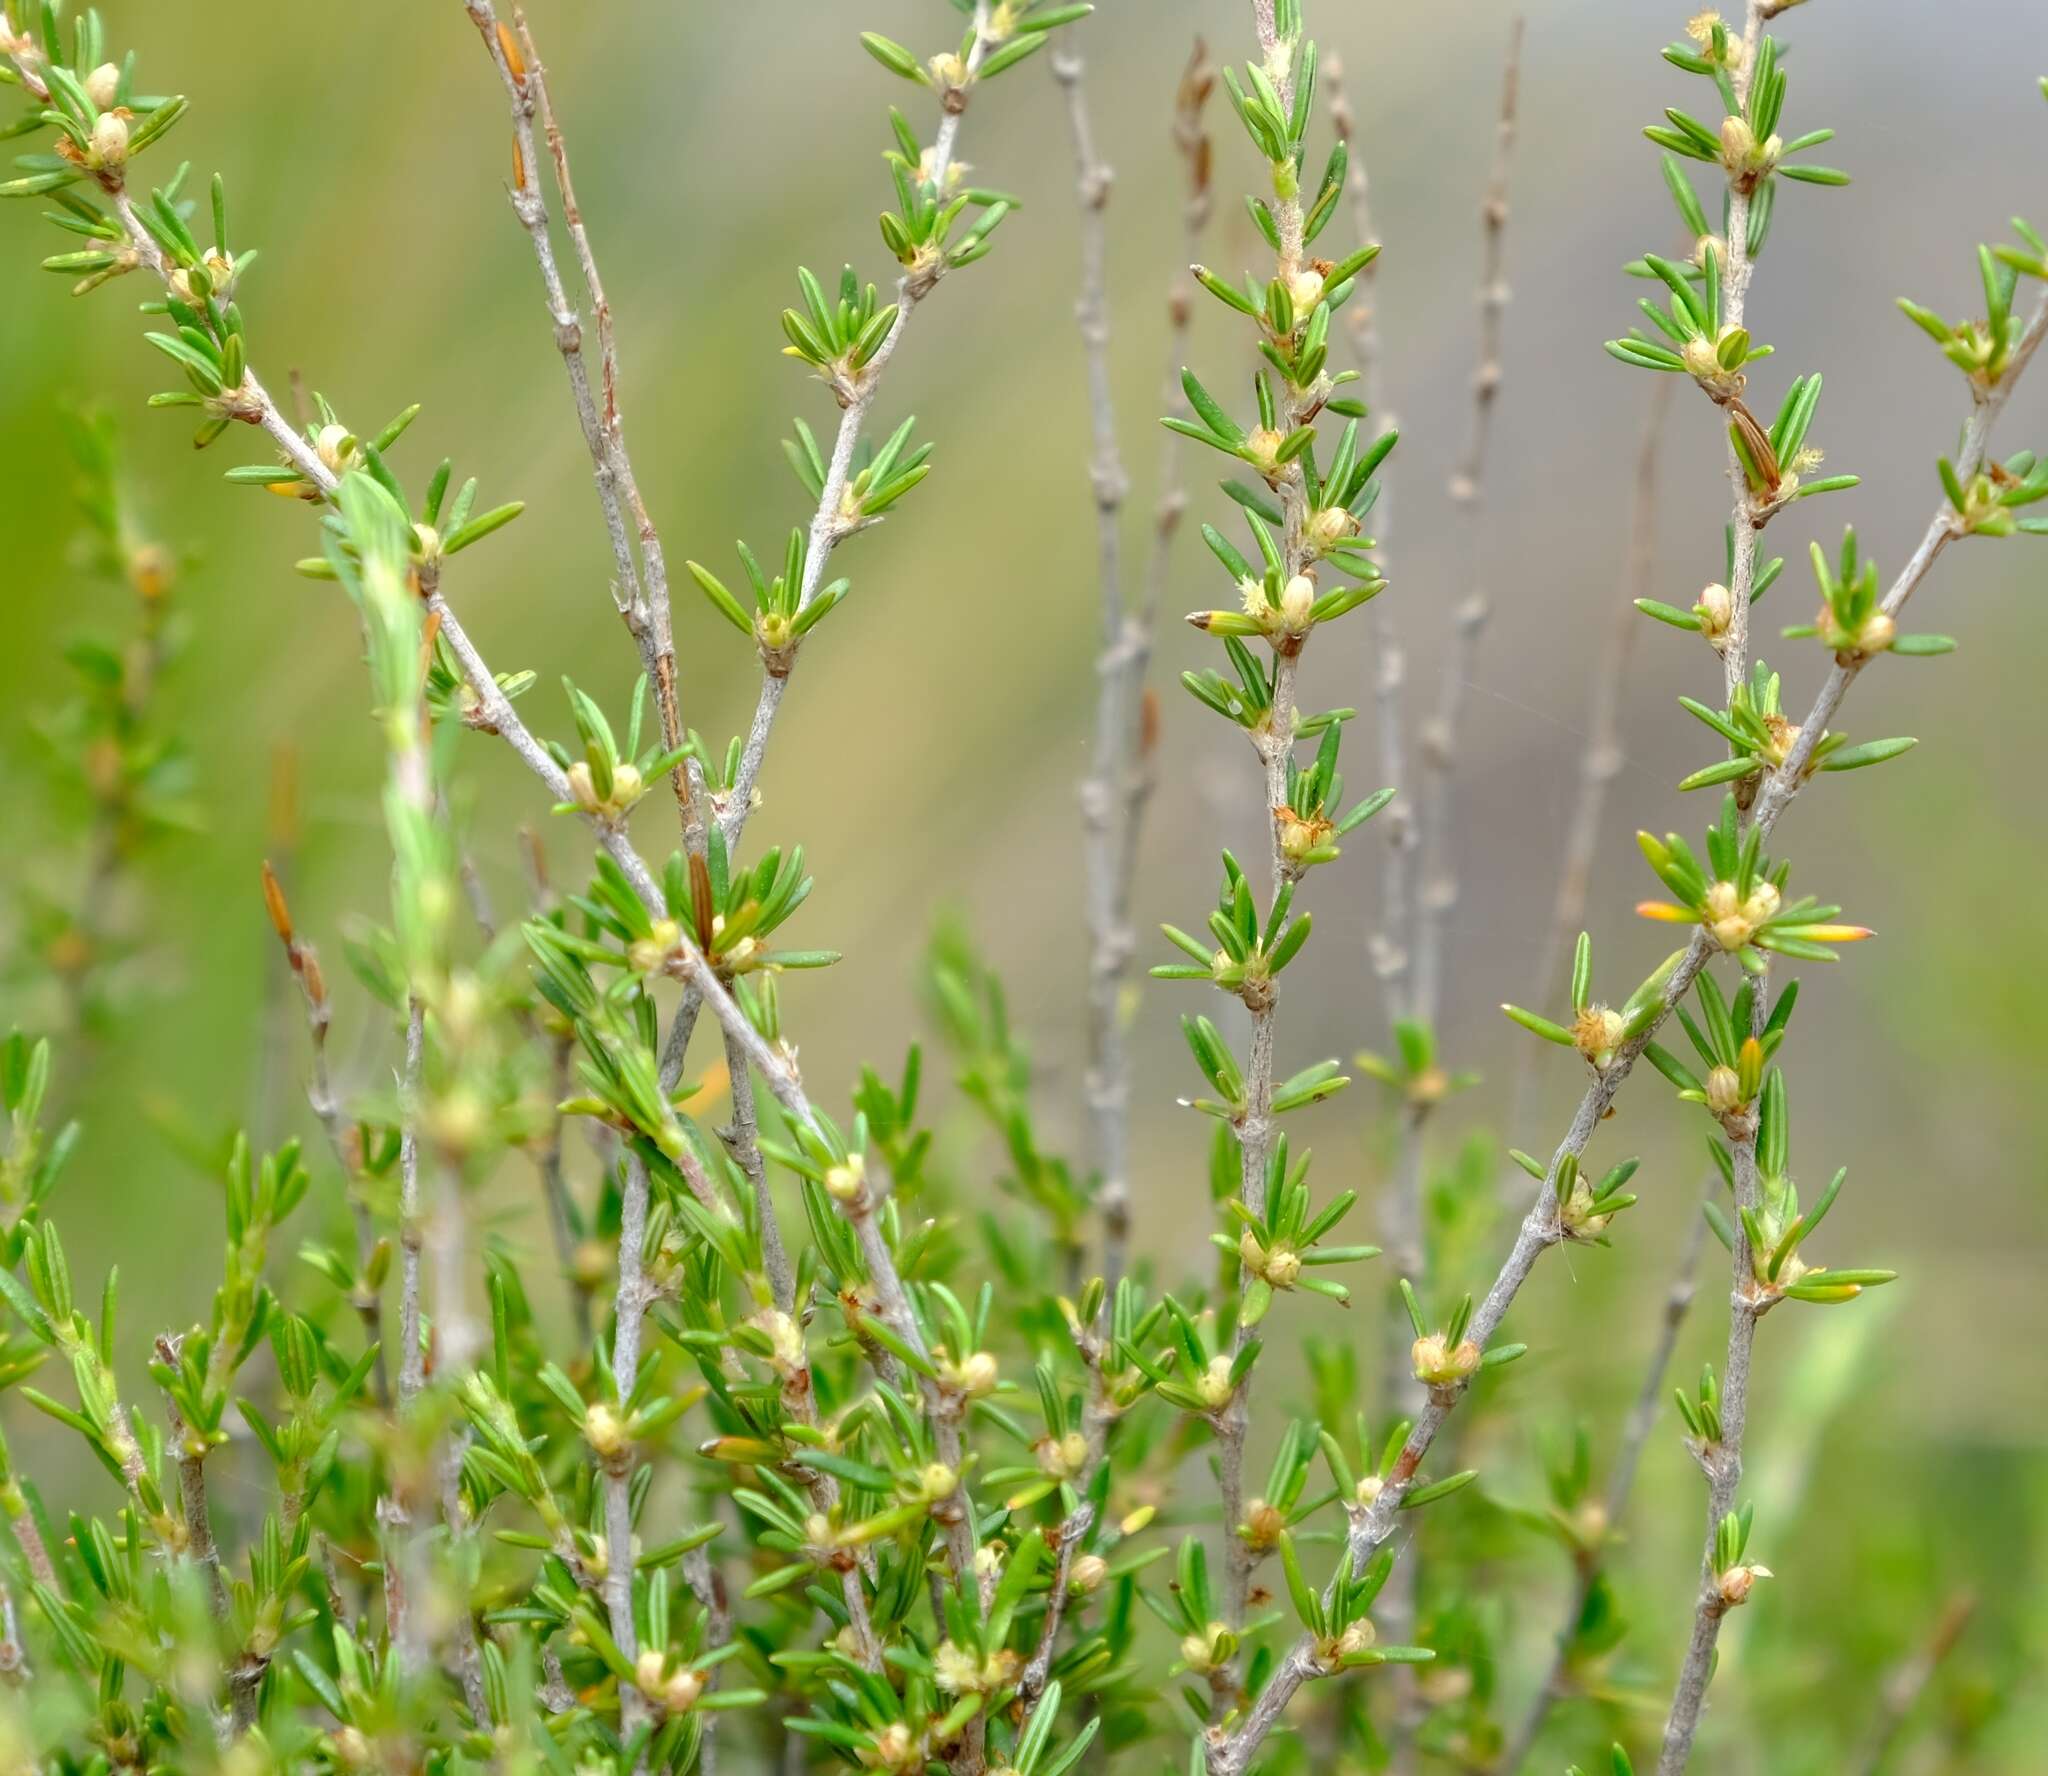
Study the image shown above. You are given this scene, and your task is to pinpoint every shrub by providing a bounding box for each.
[1,2,2044,1773]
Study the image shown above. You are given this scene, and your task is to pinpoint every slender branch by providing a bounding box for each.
[459,1,701,844]
[718,5,995,851]
[1499,1175,1712,1773]
[0,1578,25,1686]
[606,1150,655,1736]
[720,1028,794,1311]
[1651,139,2048,1776]
[656,3,998,1081]
[1753,288,2048,830]
[1656,975,1769,1776]
[1411,12,1524,1030]
[1216,0,1311,1696]
[1074,35,1215,1299]
[261,861,391,1405]
[155,1336,229,1619]
[1207,320,2048,1759]
[1050,26,1138,1300]
[397,1000,427,1404]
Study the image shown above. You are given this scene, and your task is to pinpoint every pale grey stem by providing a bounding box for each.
[155,1338,230,1621]
[0,44,862,1736]
[1505,378,1673,1156]
[1214,0,1313,1703]
[606,1150,654,1736]
[425,1123,491,1732]
[720,1026,794,1311]
[1650,198,2048,1776]
[658,6,997,1080]
[1085,36,1217,1298]
[1411,13,1524,1036]
[265,874,393,1406]
[0,1579,26,1685]
[440,1432,494,1732]
[1649,105,2048,1776]
[1050,27,1144,1303]
[1710,5,1768,710]
[1656,976,1770,1776]
[397,1000,427,1404]
[1210,913,1730,1776]
[1018,1499,1097,1705]
[1499,1176,1712,1773]
[1018,1339,1117,1716]
[683,1541,732,1776]
[541,1031,591,1343]
[428,587,841,1139]
[460,0,703,844]
[1754,286,2048,832]
[717,4,995,855]
[1850,1596,1976,1776]
[1,1501,54,1591]
[844,1197,990,1770]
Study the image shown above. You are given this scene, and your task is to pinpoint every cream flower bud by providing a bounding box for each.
[824,1151,867,1202]
[1571,1005,1628,1067]
[1333,1618,1377,1660]
[1412,1334,1483,1387]
[934,1641,982,1694]
[1354,1473,1384,1506]
[609,762,644,808]
[628,917,681,975]
[755,1309,807,1377]
[1245,427,1285,472]
[1286,266,1326,312]
[316,424,358,475]
[1695,582,1735,639]
[1278,574,1316,633]
[1195,1353,1237,1409]
[1068,1552,1110,1595]
[1711,915,1753,952]
[1242,1497,1287,1548]
[1706,1066,1744,1116]
[871,1724,917,1772]
[582,1403,630,1461]
[566,761,601,813]
[1682,332,1748,400]
[927,51,967,88]
[1717,1561,1772,1607]
[634,1650,702,1714]
[331,1726,373,1769]
[1704,881,1754,951]
[1039,1430,1089,1479]
[942,1349,999,1398]
[84,62,122,109]
[918,1462,958,1502]
[1307,503,1358,552]
[89,109,130,168]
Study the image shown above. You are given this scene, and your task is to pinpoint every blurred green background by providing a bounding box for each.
[4,0,2046,1767]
